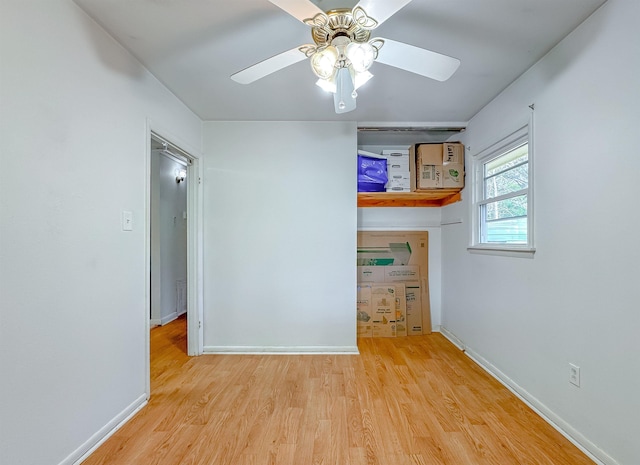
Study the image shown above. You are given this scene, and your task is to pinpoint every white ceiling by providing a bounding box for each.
[74,0,606,123]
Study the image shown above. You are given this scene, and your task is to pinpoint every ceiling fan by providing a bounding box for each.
[231,0,460,114]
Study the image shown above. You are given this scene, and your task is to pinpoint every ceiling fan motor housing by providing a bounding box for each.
[306,8,374,47]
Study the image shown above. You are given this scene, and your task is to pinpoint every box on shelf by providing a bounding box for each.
[443,143,464,164]
[382,148,410,158]
[414,143,465,190]
[357,154,388,192]
[442,164,465,188]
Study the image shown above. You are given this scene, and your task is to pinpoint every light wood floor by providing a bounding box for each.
[84,316,593,464]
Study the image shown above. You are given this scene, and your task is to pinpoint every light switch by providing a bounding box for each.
[122,211,133,231]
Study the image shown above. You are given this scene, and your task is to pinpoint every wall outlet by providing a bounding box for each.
[569,363,580,387]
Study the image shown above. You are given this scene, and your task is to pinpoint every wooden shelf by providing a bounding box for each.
[357,189,462,207]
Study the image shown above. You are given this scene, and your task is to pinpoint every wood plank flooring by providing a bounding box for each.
[83,316,594,464]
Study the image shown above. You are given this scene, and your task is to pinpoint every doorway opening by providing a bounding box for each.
[146,129,203,396]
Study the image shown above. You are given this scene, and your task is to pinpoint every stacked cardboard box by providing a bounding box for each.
[356,231,431,338]
[411,142,465,190]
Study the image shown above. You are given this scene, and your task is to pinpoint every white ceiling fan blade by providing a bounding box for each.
[355,0,412,26]
[268,0,325,23]
[375,38,460,82]
[231,47,307,84]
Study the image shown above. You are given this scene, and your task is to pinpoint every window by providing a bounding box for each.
[470,125,534,256]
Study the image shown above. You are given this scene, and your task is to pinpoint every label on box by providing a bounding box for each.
[442,164,464,188]
[443,143,464,165]
[418,165,442,189]
[371,285,396,337]
[405,281,423,335]
[386,187,411,192]
[357,266,385,282]
[384,266,420,282]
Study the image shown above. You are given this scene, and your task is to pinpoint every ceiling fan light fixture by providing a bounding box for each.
[310,46,338,80]
[352,69,373,90]
[315,77,337,93]
[346,41,375,73]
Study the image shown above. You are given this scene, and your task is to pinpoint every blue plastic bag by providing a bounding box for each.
[357,155,388,192]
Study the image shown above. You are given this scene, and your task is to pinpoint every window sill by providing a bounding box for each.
[467,245,536,259]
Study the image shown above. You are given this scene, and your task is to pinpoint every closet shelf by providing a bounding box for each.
[357,189,462,207]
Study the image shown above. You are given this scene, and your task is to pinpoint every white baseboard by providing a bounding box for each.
[437,325,465,350]
[161,312,178,325]
[439,326,617,465]
[60,394,147,465]
[203,345,359,355]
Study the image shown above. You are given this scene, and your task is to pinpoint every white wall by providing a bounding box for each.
[150,152,188,325]
[202,121,357,352]
[0,1,201,464]
[441,0,640,463]
[358,207,443,329]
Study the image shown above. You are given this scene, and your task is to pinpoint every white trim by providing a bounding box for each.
[470,116,534,254]
[441,218,463,226]
[467,245,536,258]
[439,326,618,465]
[203,346,359,355]
[150,311,181,326]
[357,223,442,231]
[61,395,147,465]
[437,325,466,350]
[358,121,469,129]
[145,119,205,400]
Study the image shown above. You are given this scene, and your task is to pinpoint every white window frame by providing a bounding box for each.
[468,121,535,258]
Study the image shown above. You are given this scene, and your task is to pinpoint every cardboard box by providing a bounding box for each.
[418,164,443,189]
[357,266,385,283]
[370,285,396,337]
[417,144,443,165]
[386,177,411,190]
[442,163,465,188]
[413,143,465,190]
[357,231,431,333]
[357,284,373,338]
[385,187,411,193]
[404,281,423,336]
[416,143,444,189]
[356,242,412,266]
[443,143,464,164]
[408,145,418,192]
[393,283,407,337]
[384,265,420,282]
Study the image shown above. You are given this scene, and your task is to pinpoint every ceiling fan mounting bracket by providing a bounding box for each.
[305,7,375,48]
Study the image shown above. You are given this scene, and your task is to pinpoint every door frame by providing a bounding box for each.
[145,120,204,397]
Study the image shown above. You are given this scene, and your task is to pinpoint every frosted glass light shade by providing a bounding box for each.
[310,46,338,80]
[346,42,375,73]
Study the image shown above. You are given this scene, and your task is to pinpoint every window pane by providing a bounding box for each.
[484,217,528,244]
[484,162,528,199]
[485,143,528,176]
[484,194,527,221]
